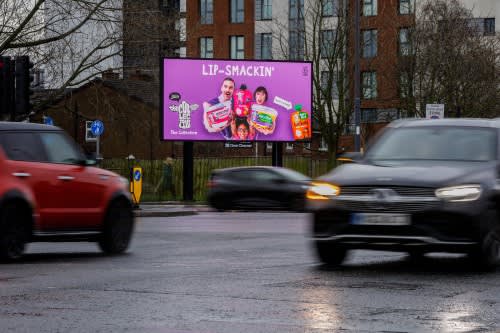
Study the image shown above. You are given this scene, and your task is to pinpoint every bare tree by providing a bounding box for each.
[274,0,351,168]
[398,0,500,118]
[1,0,122,87]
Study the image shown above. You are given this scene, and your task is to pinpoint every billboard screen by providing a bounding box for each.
[161,58,312,142]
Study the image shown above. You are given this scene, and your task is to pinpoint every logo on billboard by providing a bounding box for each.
[169,101,199,129]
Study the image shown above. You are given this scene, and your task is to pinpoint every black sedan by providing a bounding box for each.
[308,118,500,269]
[207,166,311,211]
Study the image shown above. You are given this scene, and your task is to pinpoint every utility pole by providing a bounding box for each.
[353,0,361,152]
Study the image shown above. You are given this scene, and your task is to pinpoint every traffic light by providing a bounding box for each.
[15,56,34,120]
[0,56,15,120]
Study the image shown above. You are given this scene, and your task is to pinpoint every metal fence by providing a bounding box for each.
[100,156,330,202]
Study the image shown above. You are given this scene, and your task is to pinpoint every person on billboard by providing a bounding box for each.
[231,117,255,141]
[249,86,278,136]
[202,77,235,139]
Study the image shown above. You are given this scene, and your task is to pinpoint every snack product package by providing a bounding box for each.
[250,104,278,134]
[204,101,231,131]
[233,84,252,117]
[290,104,311,140]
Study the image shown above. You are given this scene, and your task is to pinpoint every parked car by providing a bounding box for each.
[207,166,311,211]
[0,122,135,261]
[308,118,500,269]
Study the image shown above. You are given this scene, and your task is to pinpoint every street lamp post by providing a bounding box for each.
[354,0,361,152]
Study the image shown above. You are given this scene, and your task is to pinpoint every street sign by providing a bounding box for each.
[91,120,104,136]
[43,116,54,126]
[425,104,445,119]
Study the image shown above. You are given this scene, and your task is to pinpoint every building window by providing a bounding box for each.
[399,28,413,56]
[322,0,338,17]
[362,29,377,58]
[319,137,328,151]
[321,71,339,99]
[320,29,335,58]
[255,33,272,59]
[362,0,377,16]
[230,36,245,59]
[484,18,495,36]
[361,108,378,123]
[255,0,272,20]
[399,72,410,98]
[289,31,304,60]
[231,0,244,23]
[361,71,377,99]
[286,143,294,150]
[467,18,496,36]
[289,0,304,19]
[399,0,414,15]
[266,142,273,150]
[199,37,213,58]
[200,0,213,24]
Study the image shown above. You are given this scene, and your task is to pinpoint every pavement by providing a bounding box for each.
[133,201,210,217]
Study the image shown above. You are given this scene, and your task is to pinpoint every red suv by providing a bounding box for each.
[0,122,135,261]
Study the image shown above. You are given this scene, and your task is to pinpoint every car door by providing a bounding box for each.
[244,169,285,209]
[0,131,64,230]
[37,131,107,229]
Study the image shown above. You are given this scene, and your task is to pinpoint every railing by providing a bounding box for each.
[100,156,330,202]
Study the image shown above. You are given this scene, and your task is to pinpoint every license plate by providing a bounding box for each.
[350,213,411,226]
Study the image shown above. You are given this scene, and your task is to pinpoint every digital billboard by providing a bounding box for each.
[161,58,312,142]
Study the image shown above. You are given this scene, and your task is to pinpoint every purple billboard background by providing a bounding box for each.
[162,58,312,142]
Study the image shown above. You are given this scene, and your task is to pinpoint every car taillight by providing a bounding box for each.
[207,179,217,188]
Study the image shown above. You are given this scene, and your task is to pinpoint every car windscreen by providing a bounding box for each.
[365,126,497,162]
[275,168,311,181]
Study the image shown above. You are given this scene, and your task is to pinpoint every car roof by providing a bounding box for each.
[0,121,62,132]
[213,166,284,173]
[389,118,500,129]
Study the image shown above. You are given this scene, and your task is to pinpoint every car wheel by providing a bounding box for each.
[470,226,500,270]
[98,199,135,254]
[315,241,347,266]
[0,202,29,261]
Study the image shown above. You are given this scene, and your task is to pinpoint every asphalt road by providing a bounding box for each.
[1,212,500,333]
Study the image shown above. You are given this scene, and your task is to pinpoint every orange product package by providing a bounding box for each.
[290,104,311,140]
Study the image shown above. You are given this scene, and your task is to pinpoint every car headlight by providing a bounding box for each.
[306,182,340,200]
[435,184,482,202]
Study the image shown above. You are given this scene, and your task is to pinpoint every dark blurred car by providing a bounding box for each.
[207,166,311,211]
[308,118,500,269]
[0,122,135,261]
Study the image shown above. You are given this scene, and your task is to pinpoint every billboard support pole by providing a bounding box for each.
[183,141,194,201]
[272,142,283,167]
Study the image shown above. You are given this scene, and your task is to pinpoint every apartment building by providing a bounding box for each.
[347,0,414,125]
